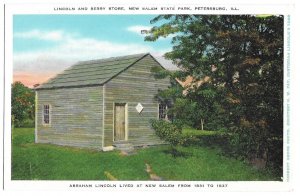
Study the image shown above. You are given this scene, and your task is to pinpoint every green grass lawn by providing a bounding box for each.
[182,127,224,136]
[12,128,276,180]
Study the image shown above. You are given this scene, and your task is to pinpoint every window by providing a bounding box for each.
[43,104,50,124]
[159,103,167,120]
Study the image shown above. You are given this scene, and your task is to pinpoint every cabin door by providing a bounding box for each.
[114,103,126,141]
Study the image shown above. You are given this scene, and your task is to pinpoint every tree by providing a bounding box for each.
[151,60,227,131]
[11,82,35,127]
[146,15,283,172]
[165,81,226,131]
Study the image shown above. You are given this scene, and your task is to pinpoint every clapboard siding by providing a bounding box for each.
[36,86,103,149]
[104,55,170,147]
[36,53,171,150]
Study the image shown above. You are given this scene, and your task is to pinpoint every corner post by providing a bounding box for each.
[35,91,38,143]
[102,84,105,149]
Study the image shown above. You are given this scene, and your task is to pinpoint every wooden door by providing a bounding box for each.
[114,103,126,141]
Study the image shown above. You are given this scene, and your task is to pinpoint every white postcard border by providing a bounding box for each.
[2,0,298,193]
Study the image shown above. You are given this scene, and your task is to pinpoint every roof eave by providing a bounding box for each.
[35,83,104,90]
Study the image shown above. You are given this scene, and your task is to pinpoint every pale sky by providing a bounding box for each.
[13,15,177,87]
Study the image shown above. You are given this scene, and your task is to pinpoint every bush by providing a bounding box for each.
[151,120,230,149]
[21,119,35,128]
[151,120,231,148]
[13,118,35,128]
[150,119,184,146]
[11,82,35,127]
[229,124,283,173]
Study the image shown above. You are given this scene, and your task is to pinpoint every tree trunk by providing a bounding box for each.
[200,119,204,130]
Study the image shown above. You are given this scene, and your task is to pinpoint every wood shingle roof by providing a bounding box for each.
[37,53,149,89]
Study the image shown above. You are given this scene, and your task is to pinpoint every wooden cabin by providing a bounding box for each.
[35,53,170,150]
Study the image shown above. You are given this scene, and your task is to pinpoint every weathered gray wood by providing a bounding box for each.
[114,104,126,141]
[36,53,171,150]
[36,86,103,150]
[37,54,146,89]
[104,54,170,147]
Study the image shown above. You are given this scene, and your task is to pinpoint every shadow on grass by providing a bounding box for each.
[183,134,232,153]
[162,147,192,158]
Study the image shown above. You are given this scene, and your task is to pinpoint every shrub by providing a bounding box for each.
[229,124,282,173]
[11,82,35,127]
[150,119,184,146]
[21,119,35,128]
[151,120,237,162]
[13,118,35,128]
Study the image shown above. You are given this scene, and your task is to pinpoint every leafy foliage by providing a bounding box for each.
[11,82,35,127]
[146,15,283,172]
[150,119,184,147]
[182,128,230,148]
[183,82,228,130]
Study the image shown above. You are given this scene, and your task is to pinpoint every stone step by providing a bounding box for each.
[113,141,135,154]
[120,147,134,152]
[114,143,132,148]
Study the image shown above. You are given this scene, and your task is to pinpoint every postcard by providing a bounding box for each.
[0,0,299,195]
